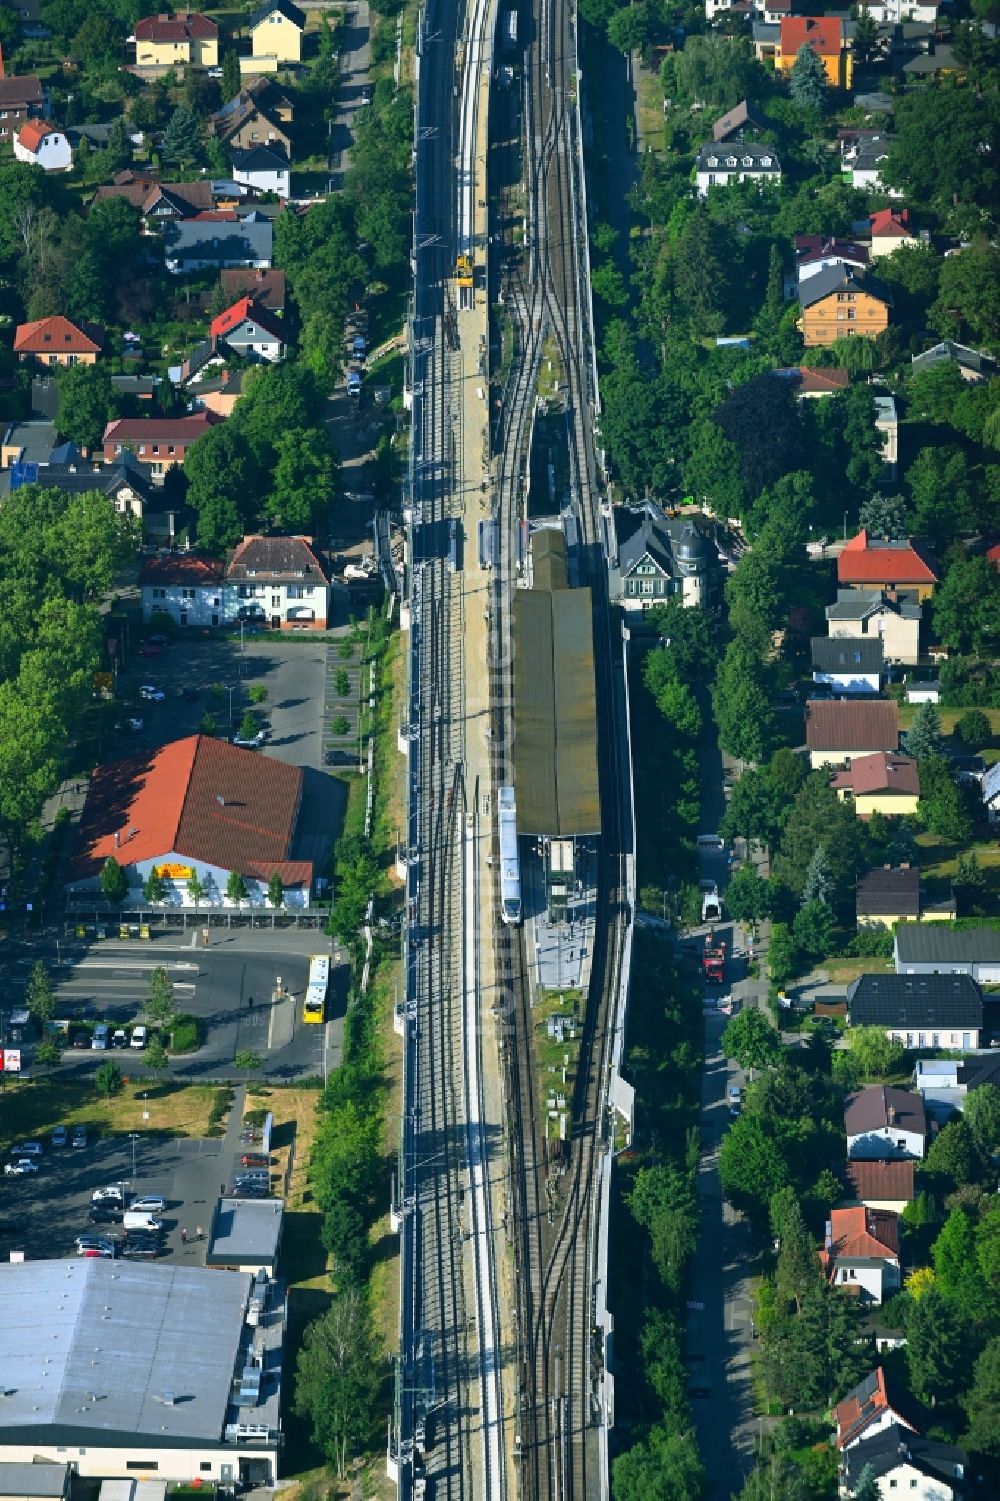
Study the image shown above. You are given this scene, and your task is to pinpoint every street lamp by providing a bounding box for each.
[225,684,236,728]
[128,1132,141,1189]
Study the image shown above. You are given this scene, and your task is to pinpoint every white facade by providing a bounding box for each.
[69,848,308,911]
[231,159,290,197]
[143,579,233,629]
[858,0,937,20]
[874,394,898,477]
[847,1123,926,1160]
[812,668,881,695]
[887,1022,980,1051]
[220,315,285,362]
[696,149,780,198]
[232,580,329,629]
[13,126,72,171]
[831,1257,899,1305]
[0,1442,276,1488]
[839,1458,958,1501]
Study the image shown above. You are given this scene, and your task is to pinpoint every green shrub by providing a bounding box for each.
[168,1014,202,1053]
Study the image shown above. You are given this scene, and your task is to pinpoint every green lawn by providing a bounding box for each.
[916,832,1000,911]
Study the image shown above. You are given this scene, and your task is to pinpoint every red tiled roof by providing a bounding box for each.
[191,211,239,222]
[844,1159,916,1205]
[17,119,56,152]
[780,15,843,55]
[135,11,218,41]
[805,698,899,753]
[834,1367,919,1449]
[71,735,308,887]
[14,315,104,355]
[104,413,222,444]
[219,267,286,312]
[210,296,285,342]
[0,74,44,108]
[838,530,939,586]
[988,542,1000,570]
[225,534,330,583]
[826,1206,900,1264]
[796,366,849,394]
[870,208,912,238]
[139,554,223,587]
[830,752,919,797]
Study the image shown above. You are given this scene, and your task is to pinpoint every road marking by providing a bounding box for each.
[74,959,198,972]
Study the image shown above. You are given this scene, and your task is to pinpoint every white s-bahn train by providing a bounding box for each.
[498,785,521,925]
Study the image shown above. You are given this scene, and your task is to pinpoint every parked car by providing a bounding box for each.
[121,1240,162,1259]
[5,1159,39,1176]
[92,1185,125,1203]
[139,685,165,702]
[240,1153,270,1169]
[146,634,169,647]
[72,1125,88,1148]
[88,1203,121,1224]
[71,1031,90,1048]
[76,1236,116,1257]
[128,1195,166,1214]
[9,1142,42,1156]
[51,1126,67,1147]
[111,1029,128,1049]
[232,729,267,749]
[728,1085,743,1118]
[360,83,373,105]
[130,1026,147,1050]
[138,644,162,659]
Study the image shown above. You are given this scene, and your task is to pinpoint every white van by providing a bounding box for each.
[124,1210,163,1233]
[91,1023,109,1050]
[130,1026,147,1050]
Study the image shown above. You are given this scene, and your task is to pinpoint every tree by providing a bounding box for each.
[955,709,992,748]
[238,710,260,741]
[235,1048,262,1073]
[774,775,861,915]
[100,855,127,905]
[715,375,804,503]
[143,868,166,904]
[161,105,202,167]
[905,700,944,761]
[722,1007,783,1074]
[933,557,1000,655]
[35,1037,61,1067]
[187,873,205,909]
[723,864,772,923]
[720,765,789,851]
[762,1283,867,1407]
[630,1165,699,1292]
[226,870,248,905]
[929,240,1000,345]
[144,1038,170,1073]
[792,898,835,961]
[766,922,801,986]
[858,491,908,540]
[964,1336,1000,1457]
[644,652,702,740]
[25,960,56,1025]
[612,1422,706,1501]
[775,1195,819,1311]
[801,846,833,907]
[267,871,284,909]
[95,1060,123,1097]
[249,684,268,705]
[964,1085,1000,1164]
[186,426,260,552]
[955,851,987,916]
[268,427,337,532]
[917,756,974,842]
[736,1455,815,1501]
[924,1118,982,1193]
[221,48,241,101]
[105,117,131,175]
[884,88,1000,221]
[683,419,744,516]
[906,446,976,547]
[932,1206,984,1318]
[293,1291,380,1476]
[852,9,879,62]
[789,43,827,112]
[56,364,118,450]
[853,1463,881,1501]
[848,1025,905,1079]
[712,642,779,765]
[906,1284,969,1404]
[145,966,175,1026]
[672,32,762,110]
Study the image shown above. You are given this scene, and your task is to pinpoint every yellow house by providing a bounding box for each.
[249,0,306,65]
[777,16,852,89]
[831,753,921,820]
[799,266,891,349]
[134,12,219,69]
[856,865,955,928]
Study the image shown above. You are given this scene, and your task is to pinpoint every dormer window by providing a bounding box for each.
[761,155,772,166]
[726,155,737,166]
[707,155,718,166]
[742,156,752,167]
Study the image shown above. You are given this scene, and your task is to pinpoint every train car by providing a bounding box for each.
[498,785,521,925]
[303,954,330,1024]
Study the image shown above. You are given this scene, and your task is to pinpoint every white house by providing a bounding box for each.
[140,553,230,629]
[848,973,984,1053]
[810,636,883,694]
[210,297,286,362]
[845,1085,927,1161]
[982,761,1000,823]
[821,1206,901,1305]
[226,534,331,630]
[857,0,938,23]
[874,393,898,477]
[833,1368,920,1450]
[841,1426,967,1501]
[905,680,939,704]
[13,119,72,170]
[695,142,781,197]
[229,144,290,198]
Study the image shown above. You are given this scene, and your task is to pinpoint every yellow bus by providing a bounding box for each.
[303,954,329,1024]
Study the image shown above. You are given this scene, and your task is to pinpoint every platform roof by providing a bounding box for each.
[512,586,600,836]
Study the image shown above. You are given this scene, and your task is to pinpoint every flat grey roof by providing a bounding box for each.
[207,1196,283,1265]
[0,1465,68,1498]
[895,925,1000,965]
[512,587,600,836]
[0,1259,251,1443]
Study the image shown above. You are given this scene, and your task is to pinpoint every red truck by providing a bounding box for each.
[702,931,726,985]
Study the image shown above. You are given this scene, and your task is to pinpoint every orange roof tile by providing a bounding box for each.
[14,315,104,355]
[17,119,55,152]
[830,752,919,797]
[838,530,938,585]
[780,15,843,55]
[826,1206,900,1265]
[870,208,912,238]
[210,296,284,342]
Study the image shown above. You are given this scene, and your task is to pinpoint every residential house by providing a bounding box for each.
[831,752,920,818]
[0,72,44,144]
[841,1426,966,1501]
[780,366,850,398]
[842,1160,915,1214]
[219,267,286,316]
[752,21,780,61]
[874,393,898,477]
[988,541,1000,573]
[229,143,290,198]
[842,135,900,194]
[209,298,286,362]
[982,761,1000,823]
[820,1206,901,1304]
[91,173,216,223]
[915,1053,1000,1121]
[8,452,155,523]
[1,419,57,469]
[905,679,939,704]
[31,373,161,421]
[133,12,219,69]
[838,530,938,599]
[798,265,891,348]
[833,1367,920,1449]
[162,214,273,274]
[705,0,752,21]
[856,863,954,928]
[847,973,985,1052]
[845,1085,927,1160]
[902,40,958,78]
[13,315,103,368]
[804,698,898,769]
[911,340,997,383]
[694,142,781,197]
[608,507,721,610]
[67,734,313,909]
[894,924,1000,984]
[711,100,767,141]
[869,206,916,259]
[826,588,922,664]
[794,234,868,284]
[776,17,853,88]
[210,80,294,154]
[187,366,248,418]
[102,412,222,478]
[141,554,227,628]
[857,0,938,21]
[760,0,800,23]
[811,636,883,694]
[225,534,331,630]
[13,120,71,170]
[247,0,306,67]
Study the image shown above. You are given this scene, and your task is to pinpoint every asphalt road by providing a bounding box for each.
[327,0,371,189]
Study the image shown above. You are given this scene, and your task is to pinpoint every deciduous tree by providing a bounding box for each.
[722,1007,783,1073]
[293,1291,380,1476]
[100,855,127,904]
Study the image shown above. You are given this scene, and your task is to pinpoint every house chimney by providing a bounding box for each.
[887,1105,896,1125]
[824,1220,833,1253]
